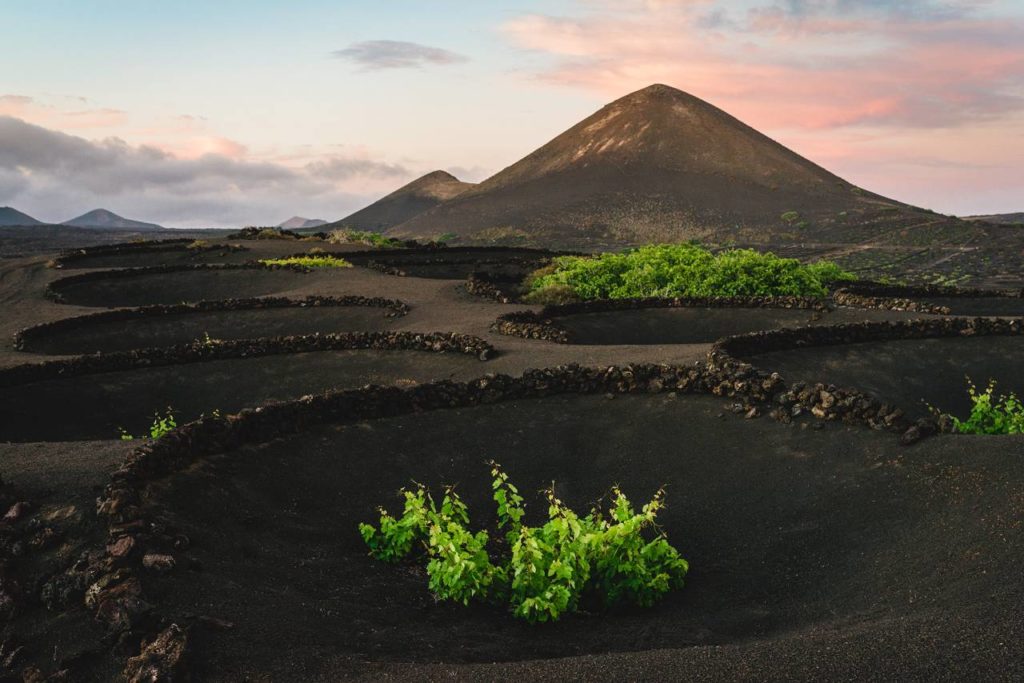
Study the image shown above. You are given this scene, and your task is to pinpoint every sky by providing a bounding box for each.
[1,0,1022,228]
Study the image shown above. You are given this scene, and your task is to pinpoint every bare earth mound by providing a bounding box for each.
[145,394,1024,681]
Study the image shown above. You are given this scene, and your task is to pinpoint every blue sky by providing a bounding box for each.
[2,0,1022,226]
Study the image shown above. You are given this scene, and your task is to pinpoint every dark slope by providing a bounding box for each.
[391,84,910,247]
[0,206,44,226]
[327,170,474,232]
[965,212,1024,225]
[63,208,163,230]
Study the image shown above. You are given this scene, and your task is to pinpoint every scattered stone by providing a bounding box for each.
[107,536,136,559]
[142,554,176,572]
[3,502,29,523]
[123,624,189,683]
[900,426,923,446]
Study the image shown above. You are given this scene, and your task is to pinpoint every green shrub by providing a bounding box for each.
[257,228,296,240]
[359,462,689,622]
[526,244,851,300]
[186,239,211,250]
[941,379,1024,434]
[118,407,177,441]
[327,229,403,248]
[259,255,352,268]
[780,211,800,223]
[521,284,579,305]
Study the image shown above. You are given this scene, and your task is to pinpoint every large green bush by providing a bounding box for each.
[525,244,852,301]
[359,463,689,622]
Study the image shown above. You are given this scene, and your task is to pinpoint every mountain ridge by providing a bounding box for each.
[0,206,44,227]
[278,216,327,230]
[63,209,163,230]
[326,170,474,232]
[390,84,907,247]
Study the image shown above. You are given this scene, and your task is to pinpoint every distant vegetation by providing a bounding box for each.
[260,255,352,268]
[360,462,688,623]
[941,380,1024,435]
[524,243,852,303]
[327,229,405,249]
[118,407,177,441]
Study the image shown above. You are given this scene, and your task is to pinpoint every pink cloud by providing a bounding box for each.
[503,4,1024,130]
[0,95,128,129]
[150,136,250,160]
[501,1,1024,211]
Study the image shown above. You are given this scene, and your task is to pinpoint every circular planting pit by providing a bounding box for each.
[743,335,1024,420]
[916,297,1024,317]
[18,303,401,355]
[554,306,913,345]
[347,247,561,280]
[48,267,316,307]
[379,261,536,280]
[55,245,251,269]
[0,349,483,442]
[140,393,1023,680]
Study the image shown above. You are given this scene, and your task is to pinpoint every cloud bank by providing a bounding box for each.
[0,115,416,227]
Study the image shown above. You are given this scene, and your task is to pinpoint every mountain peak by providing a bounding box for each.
[325,170,475,232]
[626,83,690,100]
[391,86,903,247]
[417,170,460,183]
[63,209,163,230]
[278,216,327,230]
[0,206,44,227]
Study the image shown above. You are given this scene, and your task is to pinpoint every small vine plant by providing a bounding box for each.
[359,462,689,622]
[937,378,1024,434]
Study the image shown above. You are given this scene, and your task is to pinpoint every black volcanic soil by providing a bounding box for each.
[918,297,1024,317]
[0,233,1021,680]
[51,268,319,307]
[0,226,231,258]
[20,306,399,355]
[378,261,537,280]
[57,241,364,270]
[344,247,556,281]
[556,306,911,345]
[147,394,1024,681]
[0,349,483,442]
[743,336,1024,420]
[58,247,254,269]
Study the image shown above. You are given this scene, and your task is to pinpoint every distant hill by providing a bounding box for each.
[0,206,44,227]
[278,216,328,230]
[964,213,1024,225]
[391,84,913,248]
[63,209,163,230]
[326,171,474,232]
